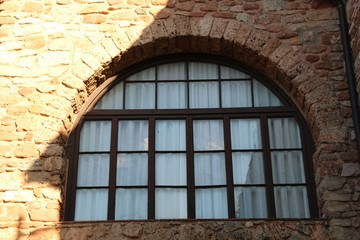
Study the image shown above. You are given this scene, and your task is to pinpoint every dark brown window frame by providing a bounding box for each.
[65,54,319,221]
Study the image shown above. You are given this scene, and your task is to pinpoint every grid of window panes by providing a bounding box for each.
[94,62,282,110]
[71,61,314,221]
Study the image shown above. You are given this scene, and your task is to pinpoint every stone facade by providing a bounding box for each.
[0,0,359,239]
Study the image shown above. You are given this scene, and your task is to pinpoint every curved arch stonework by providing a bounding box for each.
[0,0,359,239]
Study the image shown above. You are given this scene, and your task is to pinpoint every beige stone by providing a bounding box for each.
[38,51,72,66]
[83,14,108,24]
[0,172,24,190]
[4,190,34,202]
[14,143,39,158]
[29,209,60,221]
[0,203,28,221]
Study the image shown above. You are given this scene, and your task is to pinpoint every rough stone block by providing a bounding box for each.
[4,190,34,203]
[14,143,39,158]
[29,209,60,221]
[0,172,24,190]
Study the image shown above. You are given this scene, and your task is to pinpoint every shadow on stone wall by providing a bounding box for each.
[17,0,350,239]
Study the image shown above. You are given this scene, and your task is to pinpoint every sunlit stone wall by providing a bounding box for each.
[0,0,359,239]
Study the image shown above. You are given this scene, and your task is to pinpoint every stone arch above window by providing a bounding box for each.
[65,55,318,221]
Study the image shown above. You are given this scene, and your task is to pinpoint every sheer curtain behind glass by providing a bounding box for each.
[73,60,314,221]
[75,121,111,221]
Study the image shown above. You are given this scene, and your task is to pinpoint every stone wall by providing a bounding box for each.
[0,0,359,239]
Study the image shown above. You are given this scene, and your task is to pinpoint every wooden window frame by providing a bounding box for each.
[65,54,319,221]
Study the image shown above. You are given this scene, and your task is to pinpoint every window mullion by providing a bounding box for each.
[148,117,155,219]
[224,116,235,218]
[261,116,276,218]
[108,118,118,220]
[186,116,195,219]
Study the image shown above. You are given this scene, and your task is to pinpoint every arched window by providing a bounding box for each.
[65,55,318,221]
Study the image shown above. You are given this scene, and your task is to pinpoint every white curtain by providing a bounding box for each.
[193,120,224,151]
[125,82,155,109]
[221,81,252,108]
[75,189,108,221]
[118,120,148,151]
[155,120,186,151]
[158,82,187,109]
[117,153,148,186]
[155,119,187,218]
[155,188,187,219]
[94,82,124,110]
[156,154,186,186]
[79,121,111,152]
[157,62,186,80]
[232,152,264,184]
[274,186,310,218]
[77,154,109,187]
[126,67,155,81]
[220,66,249,79]
[230,119,261,150]
[189,62,218,80]
[253,80,283,107]
[268,118,301,149]
[271,151,305,184]
[196,188,228,219]
[115,188,147,220]
[76,121,112,221]
[195,153,226,186]
[234,187,267,218]
[189,82,219,108]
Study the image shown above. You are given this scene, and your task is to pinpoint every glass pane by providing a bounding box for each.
[193,120,224,151]
[94,82,124,110]
[234,187,267,218]
[253,80,283,107]
[195,153,226,186]
[79,121,111,152]
[220,66,250,79]
[156,154,186,186]
[189,62,218,80]
[189,82,219,108]
[155,188,187,219]
[157,82,187,109]
[274,186,310,218]
[268,118,301,149]
[271,151,305,184]
[155,120,186,151]
[126,67,155,81]
[77,154,109,187]
[118,120,148,151]
[115,188,147,220]
[75,189,108,221]
[158,62,186,80]
[125,83,155,109]
[196,188,228,219]
[221,81,252,108]
[231,119,261,150]
[117,153,148,186]
[232,152,264,184]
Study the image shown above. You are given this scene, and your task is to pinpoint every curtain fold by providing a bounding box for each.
[94,82,124,110]
[195,188,228,219]
[221,81,252,108]
[75,189,108,221]
[230,119,261,150]
[274,186,309,218]
[115,188,147,220]
[234,187,267,218]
